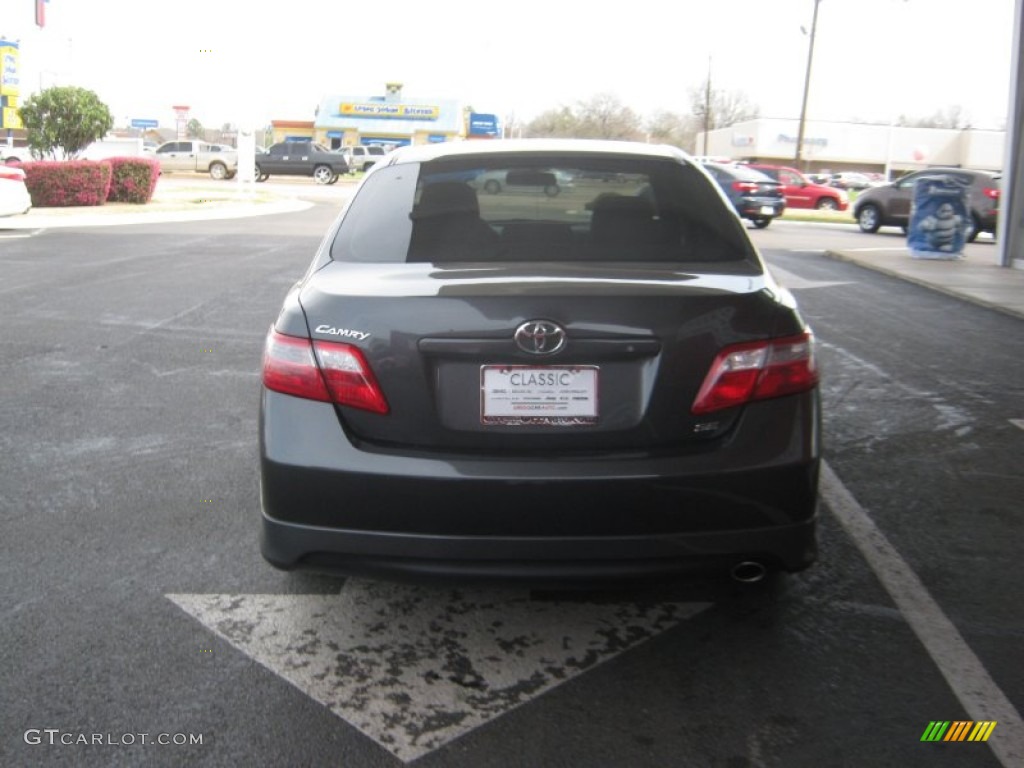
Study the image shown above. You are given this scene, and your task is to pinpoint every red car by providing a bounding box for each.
[745,164,849,211]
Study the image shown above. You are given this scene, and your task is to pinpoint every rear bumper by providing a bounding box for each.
[260,389,821,582]
[261,514,817,584]
[736,199,785,219]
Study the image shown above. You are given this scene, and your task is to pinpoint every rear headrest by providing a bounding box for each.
[588,194,656,218]
[589,194,660,243]
[412,182,480,219]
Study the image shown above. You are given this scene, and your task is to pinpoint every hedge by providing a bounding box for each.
[21,160,112,207]
[19,157,160,207]
[106,157,160,204]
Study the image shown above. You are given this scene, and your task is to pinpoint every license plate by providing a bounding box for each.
[481,366,598,425]
[760,205,777,215]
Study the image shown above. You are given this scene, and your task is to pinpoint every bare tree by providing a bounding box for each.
[525,106,581,138]
[688,81,760,130]
[525,93,643,140]
[898,105,972,129]
[573,93,644,140]
[645,110,697,150]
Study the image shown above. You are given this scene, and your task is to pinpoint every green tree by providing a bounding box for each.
[18,86,114,160]
[187,118,205,139]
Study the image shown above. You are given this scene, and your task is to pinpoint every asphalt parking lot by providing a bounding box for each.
[1,198,1020,767]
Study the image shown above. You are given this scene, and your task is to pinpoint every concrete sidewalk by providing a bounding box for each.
[823,244,1024,321]
[0,183,314,229]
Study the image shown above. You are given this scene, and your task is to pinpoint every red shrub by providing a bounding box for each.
[106,156,160,204]
[20,161,113,207]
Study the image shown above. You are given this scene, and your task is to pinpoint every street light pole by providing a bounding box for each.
[703,56,712,156]
[795,0,821,169]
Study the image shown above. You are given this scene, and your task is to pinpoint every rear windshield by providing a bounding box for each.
[330,154,756,264]
[707,163,775,183]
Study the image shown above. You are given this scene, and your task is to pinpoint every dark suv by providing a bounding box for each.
[853,168,1000,242]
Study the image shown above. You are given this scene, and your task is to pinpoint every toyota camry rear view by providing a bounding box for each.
[259,139,821,585]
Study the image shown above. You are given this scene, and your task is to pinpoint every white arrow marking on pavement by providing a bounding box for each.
[167,580,709,762]
[768,265,853,291]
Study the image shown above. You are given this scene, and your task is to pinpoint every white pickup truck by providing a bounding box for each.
[153,140,238,180]
[4,137,150,163]
[2,141,34,164]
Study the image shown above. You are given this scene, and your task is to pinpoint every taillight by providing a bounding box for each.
[732,181,759,193]
[262,329,389,414]
[691,332,818,414]
[983,187,1000,200]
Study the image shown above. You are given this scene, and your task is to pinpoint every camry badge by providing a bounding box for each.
[514,320,566,355]
[314,325,371,341]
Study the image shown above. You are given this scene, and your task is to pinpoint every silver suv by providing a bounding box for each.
[340,145,388,172]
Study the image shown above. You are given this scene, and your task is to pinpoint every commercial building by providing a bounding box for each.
[696,117,1005,178]
[268,83,499,151]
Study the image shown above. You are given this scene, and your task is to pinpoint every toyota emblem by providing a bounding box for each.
[514,320,566,355]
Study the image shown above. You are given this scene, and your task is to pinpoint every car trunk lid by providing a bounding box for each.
[297,261,789,453]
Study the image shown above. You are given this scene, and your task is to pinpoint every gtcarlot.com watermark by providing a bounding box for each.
[24,729,204,747]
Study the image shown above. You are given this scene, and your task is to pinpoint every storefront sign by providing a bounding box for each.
[777,133,828,147]
[339,102,440,120]
[1,40,20,97]
[468,113,499,137]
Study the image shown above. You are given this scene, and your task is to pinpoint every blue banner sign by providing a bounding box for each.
[468,113,499,137]
[131,118,159,129]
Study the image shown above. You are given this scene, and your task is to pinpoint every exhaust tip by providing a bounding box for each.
[731,561,767,584]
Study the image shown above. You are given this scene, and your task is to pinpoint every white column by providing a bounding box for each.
[998,0,1023,269]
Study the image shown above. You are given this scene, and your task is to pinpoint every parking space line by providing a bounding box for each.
[820,461,1023,766]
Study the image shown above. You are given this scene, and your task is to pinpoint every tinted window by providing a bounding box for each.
[331,157,755,265]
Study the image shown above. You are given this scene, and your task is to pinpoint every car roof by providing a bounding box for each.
[704,162,774,181]
[907,167,998,177]
[383,139,690,166]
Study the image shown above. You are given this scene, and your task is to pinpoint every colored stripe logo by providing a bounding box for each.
[921,721,997,742]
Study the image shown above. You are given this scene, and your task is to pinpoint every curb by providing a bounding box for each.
[822,249,1024,322]
[0,194,314,230]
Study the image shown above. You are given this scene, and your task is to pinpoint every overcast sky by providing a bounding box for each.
[2,0,1016,132]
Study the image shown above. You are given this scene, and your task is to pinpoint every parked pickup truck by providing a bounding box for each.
[2,142,35,164]
[154,140,238,180]
[255,142,349,184]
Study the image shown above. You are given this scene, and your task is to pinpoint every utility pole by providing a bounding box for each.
[795,0,821,169]
[702,56,712,156]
